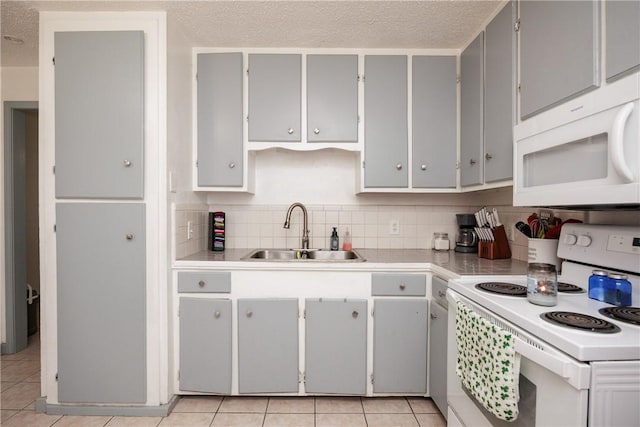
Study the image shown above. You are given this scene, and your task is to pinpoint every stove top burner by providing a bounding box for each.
[475,282,527,296]
[557,282,584,293]
[541,311,621,333]
[599,307,640,326]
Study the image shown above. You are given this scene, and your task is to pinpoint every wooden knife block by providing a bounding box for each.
[478,225,512,260]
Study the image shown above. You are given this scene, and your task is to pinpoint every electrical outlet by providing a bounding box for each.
[389,219,400,235]
[508,224,516,242]
[187,220,194,240]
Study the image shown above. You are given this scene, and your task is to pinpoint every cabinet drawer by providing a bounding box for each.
[178,271,231,293]
[371,274,426,296]
[432,276,448,308]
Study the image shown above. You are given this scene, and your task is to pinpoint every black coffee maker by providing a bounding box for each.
[455,214,478,253]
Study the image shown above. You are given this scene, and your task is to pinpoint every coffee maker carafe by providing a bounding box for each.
[455,213,478,253]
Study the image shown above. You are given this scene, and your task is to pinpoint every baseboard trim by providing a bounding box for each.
[35,395,179,417]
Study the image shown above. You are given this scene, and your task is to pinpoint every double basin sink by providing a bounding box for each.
[242,248,365,262]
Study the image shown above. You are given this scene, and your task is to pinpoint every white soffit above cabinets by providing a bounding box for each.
[1,0,503,66]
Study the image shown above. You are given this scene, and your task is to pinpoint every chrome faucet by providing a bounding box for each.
[283,202,309,250]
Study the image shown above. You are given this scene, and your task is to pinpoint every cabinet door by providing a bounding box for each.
[238,299,299,393]
[429,301,448,416]
[520,1,599,119]
[179,298,232,393]
[373,299,428,393]
[55,31,144,199]
[305,299,367,394]
[460,33,484,187]
[484,2,515,183]
[56,203,145,403]
[364,55,408,188]
[307,54,358,143]
[412,56,457,188]
[197,52,243,187]
[606,0,640,82]
[248,54,301,142]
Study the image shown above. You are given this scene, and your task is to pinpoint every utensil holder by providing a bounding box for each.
[478,225,512,260]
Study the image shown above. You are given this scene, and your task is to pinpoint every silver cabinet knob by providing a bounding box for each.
[438,290,446,298]
[287,128,294,135]
[228,162,235,169]
[431,313,438,319]
[246,310,253,318]
[469,159,477,165]
[420,164,427,171]
[396,163,403,170]
[125,233,134,240]
[399,283,406,290]
[352,310,359,318]
[123,160,132,167]
[214,311,221,319]
[198,280,205,288]
[313,128,320,135]
[485,153,493,160]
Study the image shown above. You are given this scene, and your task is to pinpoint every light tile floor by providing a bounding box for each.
[1,334,446,427]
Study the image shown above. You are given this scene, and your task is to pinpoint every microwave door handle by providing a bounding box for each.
[610,102,635,183]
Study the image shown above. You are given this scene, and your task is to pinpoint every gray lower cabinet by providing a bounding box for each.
[460,32,484,187]
[412,56,457,188]
[484,2,515,184]
[197,52,243,187]
[248,54,301,142]
[56,203,146,403]
[373,299,428,393]
[179,298,232,394]
[54,31,144,199]
[364,55,408,188]
[429,301,448,416]
[606,0,640,82]
[307,54,358,143]
[305,299,367,394]
[519,0,599,119]
[238,299,299,393]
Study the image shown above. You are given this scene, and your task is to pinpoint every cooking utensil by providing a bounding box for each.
[515,221,532,238]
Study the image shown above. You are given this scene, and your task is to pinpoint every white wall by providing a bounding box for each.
[0,66,39,345]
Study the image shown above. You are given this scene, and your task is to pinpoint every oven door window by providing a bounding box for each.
[465,374,536,427]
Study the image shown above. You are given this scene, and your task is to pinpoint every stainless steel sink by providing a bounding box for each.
[241,249,365,262]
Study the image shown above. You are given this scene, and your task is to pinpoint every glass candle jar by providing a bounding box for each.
[527,263,558,306]
[433,232,450,251]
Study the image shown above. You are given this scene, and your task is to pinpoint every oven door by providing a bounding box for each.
[447,291,591,427]
[514,74,640,207]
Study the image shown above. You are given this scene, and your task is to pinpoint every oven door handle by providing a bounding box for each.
[514,338,591,390]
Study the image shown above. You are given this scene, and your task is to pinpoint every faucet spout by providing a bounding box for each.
[284,202,310,249]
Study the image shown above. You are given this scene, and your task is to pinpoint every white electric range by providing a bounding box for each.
[446,224,640,427]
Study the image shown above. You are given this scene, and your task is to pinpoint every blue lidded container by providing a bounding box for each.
[604,273,632,307]
[588,269,608,302]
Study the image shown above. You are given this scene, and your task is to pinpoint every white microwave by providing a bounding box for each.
[514,73,640,208]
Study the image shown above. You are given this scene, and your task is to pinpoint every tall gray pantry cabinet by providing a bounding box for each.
[54,31,146,403]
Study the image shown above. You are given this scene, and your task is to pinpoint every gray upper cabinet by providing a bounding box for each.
[484,2,516,183]
[54,31,144,199]
[307,55,358,143]
[373,299,428,393]
[238,299,299,393]
[179,297,232,394]
[460,32,484,187]
[305,299,367,394]
[519,1,599,120]
[248,54,301,142]
[197,53,243,187]
[412,56,457,188]
[56,203,146,403]
[606,0,640,82]
[364,55,408,188]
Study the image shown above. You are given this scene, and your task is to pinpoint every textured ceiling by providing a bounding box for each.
[1,0,503,67]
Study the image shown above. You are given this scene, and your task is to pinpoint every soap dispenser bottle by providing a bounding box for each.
[342,228,352,251]
[330,227,339,251]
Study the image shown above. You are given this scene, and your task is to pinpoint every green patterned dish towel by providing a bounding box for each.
[455,300,521,422]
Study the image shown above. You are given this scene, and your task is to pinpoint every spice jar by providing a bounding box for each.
[527,263,557,306]
[433,232,450,251]
[588,269,608,302]
[605,273,632,307]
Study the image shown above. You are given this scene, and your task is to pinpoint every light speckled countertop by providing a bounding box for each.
[176,248,528,277]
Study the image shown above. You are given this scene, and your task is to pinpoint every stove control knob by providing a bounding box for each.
[576,234,592,247]
[563,233,577,245]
